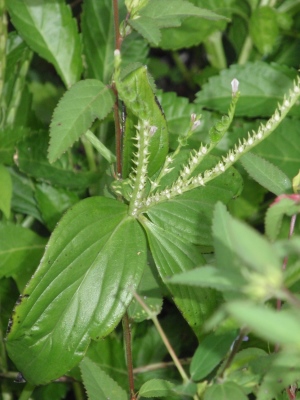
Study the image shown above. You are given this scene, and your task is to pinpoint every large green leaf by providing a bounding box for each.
[48,80,115,163]
[142,218,220,336]
[7,0,82,87]
[6,197,147,384]
[195,61,299,118]
[204,381,248,400]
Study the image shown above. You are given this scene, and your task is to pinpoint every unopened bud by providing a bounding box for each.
[231,78,239,96]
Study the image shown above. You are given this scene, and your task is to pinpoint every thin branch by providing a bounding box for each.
[123,313,136,400]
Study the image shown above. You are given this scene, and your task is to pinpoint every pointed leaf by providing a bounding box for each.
[6,197,147,385]
[80,357,127,400]
[241,152,292,195]
[7,0,82,87]
[139,379,176,398]
[49,79,115,163]
[142,219,220,336]
[190,330,238,380]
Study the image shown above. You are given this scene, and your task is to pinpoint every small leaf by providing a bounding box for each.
[7,0,82,87]
[190,330,238,381]
[241,152,292,195]
[0,164,12,218]
[226,301,300,347]
[204,381,248,400]
[6,197,147,384]
[49,79,115,163]
[139,379,176,398]
[80,357,127,400]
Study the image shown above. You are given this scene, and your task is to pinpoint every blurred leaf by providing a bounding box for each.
[0,164,12,218]
[80,357,127,400]
[35,183,80,231]
[226,301,300,347]
[190,330,237,380]
[204,381,248,400]
[18,132,99,190]
[158,0,233,50]
[6,197,147,384]
[7,0,82,87]
[32,383,68,400]
[0,127,26,165]
[249,6,279,55]
[138,379,176,397]
[195,61,299,117]
[49,80,115,163]
[0,222,46,291]
[240,152,292,195]
[129,0,228,46]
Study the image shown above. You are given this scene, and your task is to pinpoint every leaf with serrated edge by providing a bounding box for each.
[49,80,115,163]
[80,357,127,400]
[7,0,82,88]
[241,152,292,195]
[6,197,147,385]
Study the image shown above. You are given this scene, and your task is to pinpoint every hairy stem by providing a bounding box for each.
[123,313,136,400]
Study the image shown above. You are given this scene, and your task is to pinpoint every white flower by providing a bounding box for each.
[231,78,239,96]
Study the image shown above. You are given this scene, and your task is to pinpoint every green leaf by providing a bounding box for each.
[80,357,127,400]
[142,218,220,336]
[195,61,299,118]
[10,169,43,222]
[7,0,82,87]
[158,0,234,50]
[0,164,12,218]
[146,156,243,247]
[190,330,237,381]
[226,301,300,347]
[138,379,176,397]
[35,183,79,231]
[18,132,99,190]
[249,6,279,55]
[6,197,147,384]
[240,152,292,195]
[204,381,248,400]
[48,80,115,163]
[169,266,244,292]
[116,65,168,177]
[0,222,46,291]
[130,0,228,46]
[265,197,300,241]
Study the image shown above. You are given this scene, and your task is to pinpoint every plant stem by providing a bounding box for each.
[204,31,227,70]
[72,382,85,400]
[133,293,194,390]
[238,35,253,65]
[123,312,136,400]
[18,383,35,400]
[84,129,116,165]
[171,51,195,90]
[133,358,191,374]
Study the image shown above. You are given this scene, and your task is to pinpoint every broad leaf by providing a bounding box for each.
[7,0,82,87]
[6,197,147,384]
[142,219,220,336]
[204,381,248,400]
[0,164,12,218]
[0,222,46,291]
[240,152,292,195]
[190,330,238,381]
[80,357,127,400]
[138,379,176,398]
[249,6,279,55]
[195,61,299,117]
[49,80,115,163]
